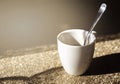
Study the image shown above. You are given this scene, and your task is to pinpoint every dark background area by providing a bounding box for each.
[79,0,120,35]
[93,0,120,35]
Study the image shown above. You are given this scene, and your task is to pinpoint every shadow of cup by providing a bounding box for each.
[84,53,120,75]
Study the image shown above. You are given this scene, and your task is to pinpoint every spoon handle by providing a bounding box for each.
[84,3,107,45]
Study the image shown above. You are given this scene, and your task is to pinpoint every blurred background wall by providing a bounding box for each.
[0,0,119,50]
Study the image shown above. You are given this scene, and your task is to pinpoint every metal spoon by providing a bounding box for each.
[84,3,107,45]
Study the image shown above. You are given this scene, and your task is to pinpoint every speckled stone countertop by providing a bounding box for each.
[0,33,120,84]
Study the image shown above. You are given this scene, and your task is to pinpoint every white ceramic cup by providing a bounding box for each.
[57,29,96,76]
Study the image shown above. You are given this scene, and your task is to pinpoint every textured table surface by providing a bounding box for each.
[0,33,120,84]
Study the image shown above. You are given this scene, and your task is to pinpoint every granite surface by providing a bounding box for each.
[0,33,120,84]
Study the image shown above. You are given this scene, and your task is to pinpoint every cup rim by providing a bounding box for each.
[57,29,96,47]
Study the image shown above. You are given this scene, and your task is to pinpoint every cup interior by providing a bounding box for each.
[57,29,96,46]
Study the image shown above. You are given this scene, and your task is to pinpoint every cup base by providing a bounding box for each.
[63,67,87,76]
